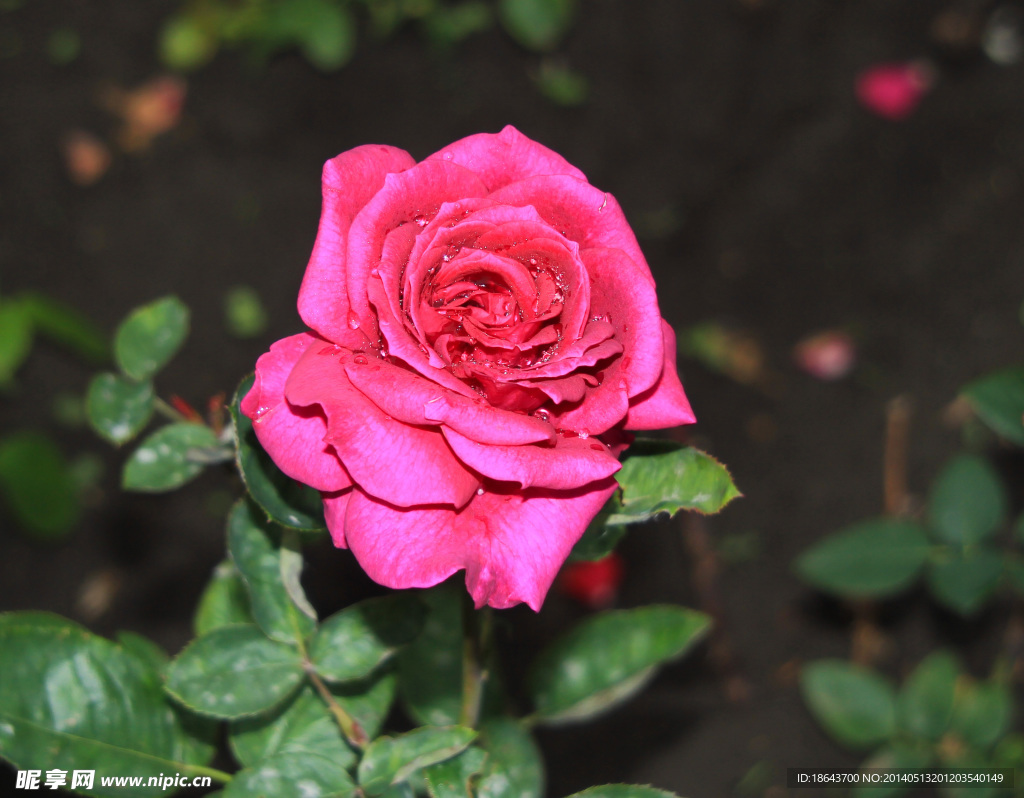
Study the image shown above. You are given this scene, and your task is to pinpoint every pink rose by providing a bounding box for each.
[242,126,694,610]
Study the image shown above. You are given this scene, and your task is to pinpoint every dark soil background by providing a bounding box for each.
[3,1,1024,796]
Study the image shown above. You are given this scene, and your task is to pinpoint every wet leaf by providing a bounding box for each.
[194,561,253,637]
[529,605,710,723]
[423,746,488,798]
[122,422,219,492]
[0,613,215,795]
[311,595,427,683]
[224,751,356,798]
[232,373,327,532]
[397,584,463,726]
[86,372,154,445]
[114,295,189,380]
[164,624,304,719]
[228,498,316,645]
[609,442,740,524]
[0,299,32,385]
[19,291,109,364]
[498,0,575,51]
[358,726,477,794]
[476,717,543,798]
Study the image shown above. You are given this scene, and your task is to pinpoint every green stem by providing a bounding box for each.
[459,593,493,729]
[153,396,188,423]
[305,661,368,749]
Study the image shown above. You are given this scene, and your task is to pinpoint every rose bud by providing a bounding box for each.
[61,130,111,186]
[243,127,695,610]
[793,329,856,381]
[558,553,625,609]
[855,61,934,120]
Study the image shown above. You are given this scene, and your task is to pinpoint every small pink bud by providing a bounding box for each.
[793,330,856,381]
[61,130,111,186]
[855,61,934,120]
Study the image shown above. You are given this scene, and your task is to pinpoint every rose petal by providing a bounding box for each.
[298,145,417,343]
[346,159,489,332]
[442,427,621,491]
[343,478,618,610]
[488,175,652,286]
[242,333,352,492]
[625,320,696,429]
[285,343,480,508]
[426,125,587,192]
[322,488,353,548]
[342,356,554,445]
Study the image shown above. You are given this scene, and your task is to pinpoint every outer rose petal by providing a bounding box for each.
[442,427,621,491]
[321,489,352,548]
[285,343,480,508]
[626,320,696,430]
[344,479,618,610]
[241,333,351,492]
[426,125,587,192]
[298,145,416,343]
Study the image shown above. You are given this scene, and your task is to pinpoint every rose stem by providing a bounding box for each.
[459,593,494,729]
[304,660,368,749]
[682,513,750,702]
[851,396,913,667]
[153,396,190,423]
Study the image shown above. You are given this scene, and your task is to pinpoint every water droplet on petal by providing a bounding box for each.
[578,429,590,439]
[347,311,360,330]
[353,355,368,365]
[590,443,604,451]
[370,268,380,277]
[476,487,485,496]
[443,151,453,161]
[414,214,429,227]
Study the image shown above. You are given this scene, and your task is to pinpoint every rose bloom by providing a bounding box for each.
[242,127,694,610]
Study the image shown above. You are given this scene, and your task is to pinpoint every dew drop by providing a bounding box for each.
[590,443,604,451]
[254,405,271,420]
[578,429,590,439]
[370,268,380,277]
[443,151,453,161]
[353,355,368,365]
[347,311,360,330]
[414,214,429,227]
[476,487,485,496]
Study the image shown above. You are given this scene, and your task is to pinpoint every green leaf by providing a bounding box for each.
[122,422,219,492]
[332,670,398,741]
[476,717,544,798]
[564,787,681,798]
[609,443,740,525]
[0,613,215,796]
[232,373,327,532]
[0,299,33,385]
[421,2,493,49]
[223,285,267,339]
[298,0,356,70]
[164,624,304,719]
[528,605,711,723]
[569,494,629,561]
[228,498,316,645]
[229,684,356,770]
[311,594,427,683]
[116,631,170,676]
[114,295,189,380]
[225,751,356,798]
[0,430,79,538]
[897,651,960,741]
[498,0,575,51]
[852,741,933,798]
[962,367,1024,445]
[951,678,1014,750]
[795,519,932,599]
[423,746,488,798]
[19,291,109,364]
[358,726,478,794]
[928,454,1008,546]
[397,584,469,726]
[194,561,253,637]
[926,547,1004,616]
[800,660,897,750]
[86,372,155,445]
